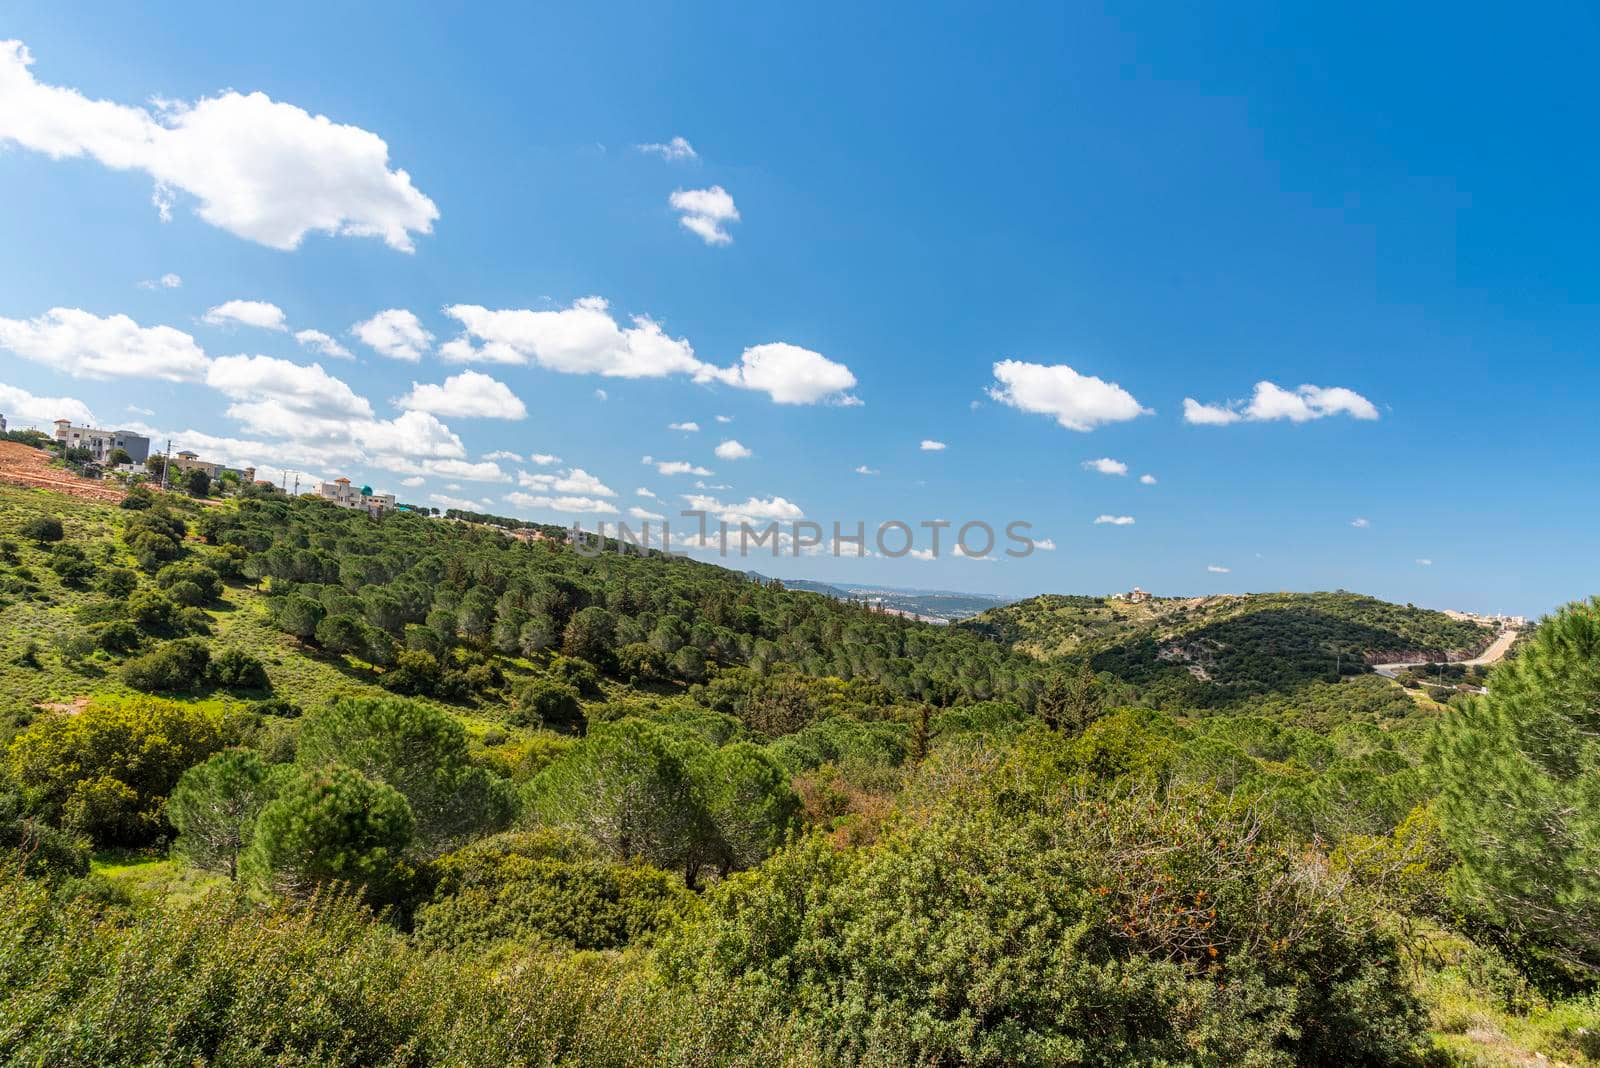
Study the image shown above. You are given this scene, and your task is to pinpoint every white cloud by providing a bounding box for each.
[1033,538,1057,551]
[430,493,490,512]
[403,458,507,481]
[1416,558,1433,566]
[669,185,739,245]
[1139,473,1158,485]
[400,476,425,488]
[920,440,946,451]
[705,342,858,405]
[398,370,526,420]
[636,488,657,499]
[594,388,608,401]
[669,421,700,432]
[294,329,352,359]
[714,439,752,460]
[628,506,666,521]
[988,359,1149,432]
[1094,515,1135,526]
[1181,398,1241,426]
[1351,517,1371,528]
[637,136,697,161]
[482,450,522,462]
[1184,382,1380,425]
[517,467,616,496]
[715,414,733,423]
[353,308,431,361]
[0,381,95,425]
[138,272,182,290]
[126,404,154,416]
[683,493,804,525]
[206,354,373,428]
[444,300,858,406]
[203,299,287,332]
[855,465,879,475]
[0,41,436,251]
[504,491,617,515]
[530,453,560,466]
[0,307,209,381]
[443,297,702,378]
[1082,457,1127,476]
[694,480,731,490]
[1207,564,1231,573]
[646,456,713,476]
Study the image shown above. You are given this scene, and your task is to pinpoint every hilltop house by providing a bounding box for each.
[318,477,396,517]
[167,450,254,484]
[52,420,151,463]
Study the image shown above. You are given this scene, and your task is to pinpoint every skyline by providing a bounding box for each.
[3,4,1597,617]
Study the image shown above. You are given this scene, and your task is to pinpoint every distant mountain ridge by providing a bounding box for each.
[745,573,1012,622]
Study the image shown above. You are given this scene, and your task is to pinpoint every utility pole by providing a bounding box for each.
[159,439,171,492]
[292,472,300,496]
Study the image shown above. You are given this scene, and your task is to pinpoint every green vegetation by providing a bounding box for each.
[0,483,1595,1065]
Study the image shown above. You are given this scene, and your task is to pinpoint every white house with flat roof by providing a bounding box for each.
[318,477,396,517]
[52,420,150,463]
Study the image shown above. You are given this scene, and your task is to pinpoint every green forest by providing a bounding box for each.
[1,480,1597,1066]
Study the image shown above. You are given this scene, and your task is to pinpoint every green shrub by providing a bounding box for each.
[21,516,63,544]
[121,638,211,693]
[512,677,582,729]
[209,647,270,690]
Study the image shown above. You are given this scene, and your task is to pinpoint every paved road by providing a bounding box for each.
[1371,627,1521,678]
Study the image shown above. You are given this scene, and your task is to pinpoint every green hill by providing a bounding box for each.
[960,591,1493,706]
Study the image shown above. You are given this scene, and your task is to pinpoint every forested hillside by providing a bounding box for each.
[962,591,1494,707]
[0,479,1596,1066]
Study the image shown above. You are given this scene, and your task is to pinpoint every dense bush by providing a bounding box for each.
[413,829,693,951]
[5,698,224,845]
[512,676,583,729]
[209,647,271,690]
[121,637,211,692]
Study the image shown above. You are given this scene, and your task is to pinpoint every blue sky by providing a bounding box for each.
[1,3,1595,617]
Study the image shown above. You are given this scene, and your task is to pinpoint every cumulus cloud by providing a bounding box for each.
[628,506,666,521]
[643,456,713,477]
[637,136,697,161]
[714,439,752,460]
[482,450,522,462]
[920,440,947,451]
[0,381,95,425]
[504,491,617,515]
[855,465,879,475]
[1181,398,1241,426]
[206,354,372,429]
[715,414,733,423]
[398,370,526,420]
[353,308,431,361]
[1033,538,1057,551]
[1207,564,1231,573]
[0,41,437,251]
[443,300,859,405]
[1094,514,1135,526]
[683,493,804,525]
[669,185,739,245]
[517,467,616,497]
[988,359,1149,432]
[1082,457,1128,476]
[636,488,658,500]
[1351,517,1371,528]
[1416,558,1433,566]
[1139,474,1158,485]
[430,493,490,512]
[294,329,352,359]
[138,272,182,290]
[400,458,507,481]
[203,299,287,331]
[669,421,700,432]
[704,342,859,405]
[400,476,425,488]
[1184,382,1379,425]
[0,307,210,381]
[530,453,560,466]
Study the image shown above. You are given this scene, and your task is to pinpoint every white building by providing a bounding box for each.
[52,420,151,463]
[317,477,396,517]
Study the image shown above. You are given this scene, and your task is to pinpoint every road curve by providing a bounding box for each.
[1371,627,1521,678]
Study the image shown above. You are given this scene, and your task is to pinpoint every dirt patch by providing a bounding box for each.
[38,696,92,716]
[0,441,126,503]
